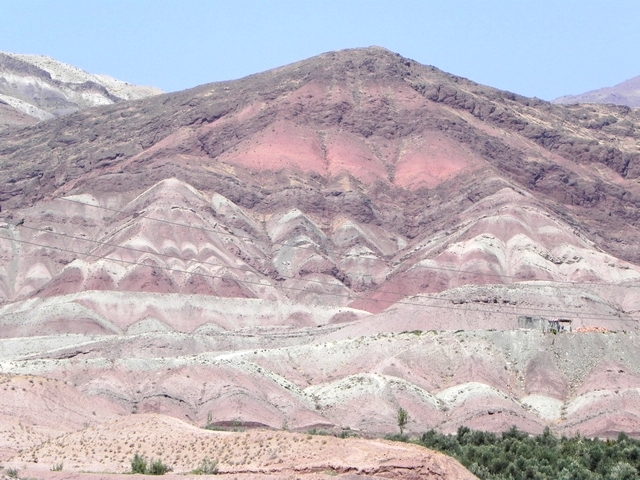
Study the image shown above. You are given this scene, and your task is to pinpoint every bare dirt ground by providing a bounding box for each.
[2,414,475,479]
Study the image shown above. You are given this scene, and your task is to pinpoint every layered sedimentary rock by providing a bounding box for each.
[1,47,640,471]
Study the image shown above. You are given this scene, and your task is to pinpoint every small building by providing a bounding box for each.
[517,315,547,331]
[549,318,572,333]
[518,316,572,333]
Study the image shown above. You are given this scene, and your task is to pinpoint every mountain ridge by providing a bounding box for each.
[554,74,640,107]
[2,47,639,262]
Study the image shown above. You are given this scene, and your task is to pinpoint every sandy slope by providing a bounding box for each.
[4,413,475,479]
[1,329,640,456]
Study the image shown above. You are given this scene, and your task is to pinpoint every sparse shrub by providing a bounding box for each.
[204,424,226,431]
[50,462,63,471]
[148,458,172,475]
[131,453,147,474]
[192,457,218,475]
[6,467,18,478]
[131,453,172,475]
[203,414,244,432]
[384,433,409,442]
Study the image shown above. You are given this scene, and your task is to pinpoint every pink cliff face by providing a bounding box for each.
[1,47,640,476]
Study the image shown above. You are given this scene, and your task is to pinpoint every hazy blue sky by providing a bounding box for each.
[1,0,638,100]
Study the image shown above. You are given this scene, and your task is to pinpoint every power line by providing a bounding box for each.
[2,231,351,299]
[17,223,270,278]
[15,222,587,308]
[18,222,406,298]
[57,196,640,291]
[1,232,636,323]
[14,222,637,321]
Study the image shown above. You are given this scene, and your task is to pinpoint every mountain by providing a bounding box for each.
[0,51,162,128]
[554,74,640,107]
[1,47,640,468]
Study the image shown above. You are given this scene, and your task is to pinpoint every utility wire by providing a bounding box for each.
[15,222,596,307]
[0,232,636,323]
[57,196,640,291]
[14,222,635,320]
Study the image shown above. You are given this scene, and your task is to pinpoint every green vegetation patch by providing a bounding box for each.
[404,426,640,479]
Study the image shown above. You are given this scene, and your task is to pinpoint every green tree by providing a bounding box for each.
[397,407,408,435]
[608,462,637,480]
